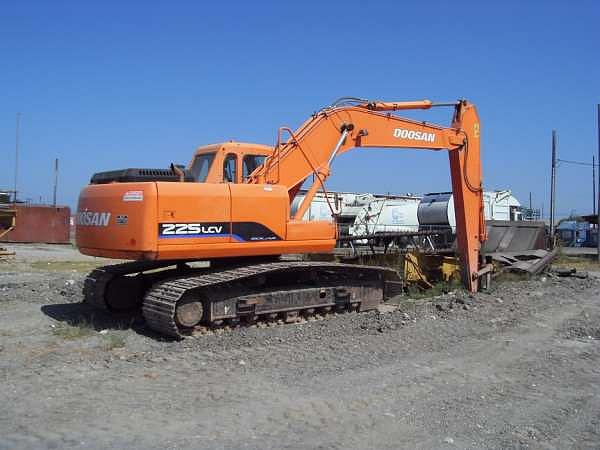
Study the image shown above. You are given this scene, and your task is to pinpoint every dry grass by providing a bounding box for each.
[552,250,600,271]
[30,260,104,273]
[51,320,94,340]
[405,279,463,299]
[100,333,126,351]
[494,271,531,283]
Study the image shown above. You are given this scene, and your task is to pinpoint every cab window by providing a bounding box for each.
[223,154,237,183]
[242,154,267,179]
[190,152,216,182]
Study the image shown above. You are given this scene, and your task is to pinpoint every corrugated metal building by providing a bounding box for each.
[0,204,71,244]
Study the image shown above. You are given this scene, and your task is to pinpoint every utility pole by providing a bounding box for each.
[529,192,532,210]
[13,112,21,203]
[550,130,557,246]
[593,155,596,215]
[53,158,59,207]
[596,104,600,262]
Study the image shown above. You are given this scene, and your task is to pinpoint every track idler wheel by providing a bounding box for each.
[175,299,204,328]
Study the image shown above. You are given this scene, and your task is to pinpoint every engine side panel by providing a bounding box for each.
[229,184,289,242]
[156,182,232,245]
[76,182,158,259]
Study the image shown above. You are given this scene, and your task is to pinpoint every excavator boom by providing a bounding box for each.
[250,99,485,290]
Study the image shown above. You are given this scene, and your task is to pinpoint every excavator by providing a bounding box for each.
[76,97,486,338]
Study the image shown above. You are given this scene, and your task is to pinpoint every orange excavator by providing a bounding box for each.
[76,98,486,338]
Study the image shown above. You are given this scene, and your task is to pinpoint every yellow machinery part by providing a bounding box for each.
[404,251,461,289]
[0,205,16,256]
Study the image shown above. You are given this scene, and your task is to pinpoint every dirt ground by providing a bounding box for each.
[1,244,599,450]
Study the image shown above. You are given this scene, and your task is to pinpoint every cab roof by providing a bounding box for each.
[193,141,273,158]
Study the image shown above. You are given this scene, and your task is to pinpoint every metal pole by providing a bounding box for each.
[13,113,21,203]
[550,130,557,246]
[53,158,59,207]
[596,104,600,262]
[593,155,596,215]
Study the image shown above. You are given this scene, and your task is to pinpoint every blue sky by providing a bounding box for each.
[1,0,598,218]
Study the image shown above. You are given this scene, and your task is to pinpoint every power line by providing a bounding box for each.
[557,158,599,167]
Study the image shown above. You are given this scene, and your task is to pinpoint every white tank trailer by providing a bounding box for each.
[350,190,521,238]
[291,189,523,249]
[290,191,376,237]
[350,196,422,237]
[417,190,522,232]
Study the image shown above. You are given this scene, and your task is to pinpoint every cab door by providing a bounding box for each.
[223,153,238,183]
[156,182,232,245]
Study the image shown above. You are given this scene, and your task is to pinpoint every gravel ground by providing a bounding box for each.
[1,245,599,450]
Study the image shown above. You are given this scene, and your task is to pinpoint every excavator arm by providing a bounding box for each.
[249,99,486,291]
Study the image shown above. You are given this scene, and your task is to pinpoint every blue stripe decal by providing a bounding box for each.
[159,233,246,241]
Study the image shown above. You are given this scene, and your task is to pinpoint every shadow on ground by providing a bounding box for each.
[40,302,171,340]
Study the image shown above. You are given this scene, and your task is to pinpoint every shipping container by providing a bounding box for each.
[0,204,71,244]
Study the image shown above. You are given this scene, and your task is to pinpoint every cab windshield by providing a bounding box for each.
[190,152,216,182]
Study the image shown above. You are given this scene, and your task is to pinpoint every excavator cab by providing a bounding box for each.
[187,143,272,184]
[87,142,272,186]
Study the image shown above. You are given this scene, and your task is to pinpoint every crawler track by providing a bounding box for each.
[142,261,402,338]
[83,260,189,312]
[83,259,403,338]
